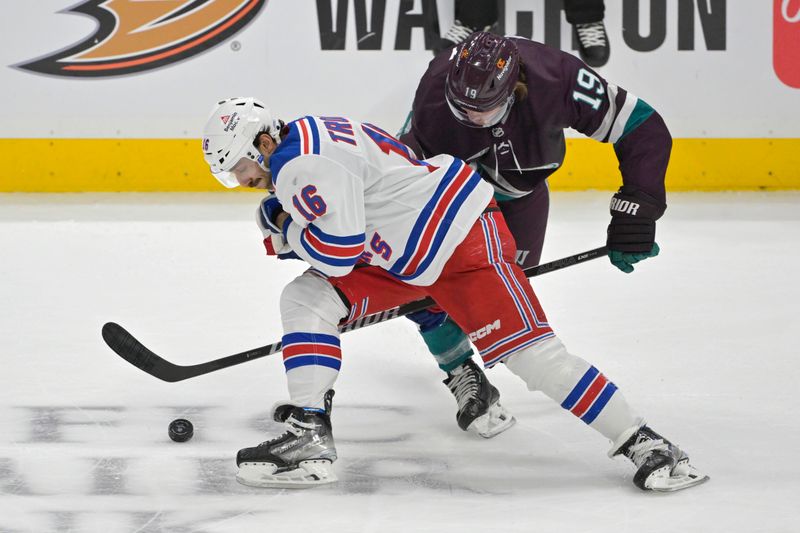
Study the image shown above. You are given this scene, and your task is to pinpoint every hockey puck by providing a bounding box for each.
[168,418,194,442]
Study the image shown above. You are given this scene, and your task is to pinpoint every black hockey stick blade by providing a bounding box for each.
[104,245,607,382]
[101,297,434,383]
[102,322,282,382]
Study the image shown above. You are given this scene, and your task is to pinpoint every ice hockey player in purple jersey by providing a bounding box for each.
[399,32,671,438]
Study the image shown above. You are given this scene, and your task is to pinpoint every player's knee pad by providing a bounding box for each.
[503,336,591,402]
[280,270,349,335]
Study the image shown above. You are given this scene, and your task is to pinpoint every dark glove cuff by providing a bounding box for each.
[607,188,661,254]
[609,189,666,221]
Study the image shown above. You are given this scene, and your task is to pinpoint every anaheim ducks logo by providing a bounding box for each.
[17,0,267,77]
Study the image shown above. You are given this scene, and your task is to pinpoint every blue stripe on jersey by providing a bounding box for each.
[283,332,340,346]
[304,116,321,155]
[283,355,341,371]
[300,228,363,267]
[402,170,481,281]
[269,122,304,185]
[560,366,600,410]
[307,224,365,245]
[389,158,463,275]
[581,382,618,424]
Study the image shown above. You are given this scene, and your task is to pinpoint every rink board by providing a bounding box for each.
[2,2,799,193]
[3,138,798,192]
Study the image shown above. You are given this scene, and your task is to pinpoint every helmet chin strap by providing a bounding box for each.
[259,157,273,185]
[257,153,269,173]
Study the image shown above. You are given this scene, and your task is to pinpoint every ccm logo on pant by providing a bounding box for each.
[610,198,640,215]
[469,319,501,341]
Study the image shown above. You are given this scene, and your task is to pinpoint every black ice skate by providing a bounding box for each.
[236,390,337,488]
[444,359,515,438]
[574,21,610,67]
[611,425,709,492]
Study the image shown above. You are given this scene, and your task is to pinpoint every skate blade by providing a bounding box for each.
[467,402,516,439]
[236,459,337,489]
[645,464,710,492]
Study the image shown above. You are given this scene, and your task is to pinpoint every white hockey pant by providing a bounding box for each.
[504,337,642,442]
[279,271,349,409]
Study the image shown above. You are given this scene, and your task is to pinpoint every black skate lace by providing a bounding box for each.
[447,370,479,411]
[627,437,669,467]
[443,20,475,43]
[575,22,606,47]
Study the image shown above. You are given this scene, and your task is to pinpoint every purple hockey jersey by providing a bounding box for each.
[400,37,671,207]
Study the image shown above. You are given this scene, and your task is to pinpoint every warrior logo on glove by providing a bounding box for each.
[610,197,641,216]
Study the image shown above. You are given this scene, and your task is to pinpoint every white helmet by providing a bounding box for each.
[201,97,281,188]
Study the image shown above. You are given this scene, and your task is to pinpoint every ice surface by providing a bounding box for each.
[1,192,798,532]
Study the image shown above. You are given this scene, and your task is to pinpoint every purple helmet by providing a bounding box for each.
[445,32,520,127]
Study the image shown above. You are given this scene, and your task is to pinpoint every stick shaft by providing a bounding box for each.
[103,246,607,382]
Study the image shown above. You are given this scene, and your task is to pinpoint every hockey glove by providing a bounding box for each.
[257,202,299,261]
[606,188,665,273]
[263,234,300,260]
[259,194,285,235]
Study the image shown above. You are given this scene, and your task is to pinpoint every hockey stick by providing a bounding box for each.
[102,246,607,382]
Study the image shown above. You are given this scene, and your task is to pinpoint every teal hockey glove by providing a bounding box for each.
[608,243,660,274]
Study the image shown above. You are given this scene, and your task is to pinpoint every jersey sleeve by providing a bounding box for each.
[274,154,366,277]
[398,128,425,160]
[560,53,670,207]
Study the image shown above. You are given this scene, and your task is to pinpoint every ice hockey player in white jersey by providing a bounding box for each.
[201,97,709,492]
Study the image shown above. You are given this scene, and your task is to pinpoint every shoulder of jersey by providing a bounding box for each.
[513,38,574,86]
[518,37,572,66]
[270,116,322,184]
[508,36,543,51]
[419,49,454,82]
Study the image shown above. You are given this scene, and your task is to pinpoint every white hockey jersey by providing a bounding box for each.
[266,115,493,286]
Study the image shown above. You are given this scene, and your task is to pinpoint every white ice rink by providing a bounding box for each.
[1,191,798,533]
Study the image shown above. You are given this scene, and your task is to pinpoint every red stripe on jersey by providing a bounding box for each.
[282,343,341,360]
[303,228,364,259]
[401,163,473,275]
[298,119,310,155]
[571,374,609,417]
